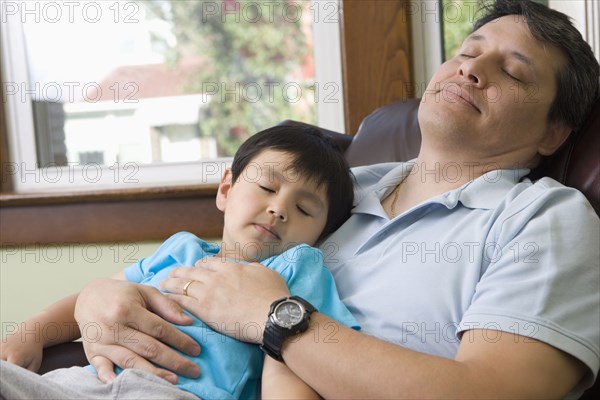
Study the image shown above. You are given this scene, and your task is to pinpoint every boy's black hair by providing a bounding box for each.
[230,124,354,241]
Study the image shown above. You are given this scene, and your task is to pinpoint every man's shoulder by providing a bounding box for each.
[515,176,592,206]
[499,176,598,222]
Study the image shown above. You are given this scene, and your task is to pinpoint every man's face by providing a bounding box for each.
[216,149,328,262]
[419,15,569,169]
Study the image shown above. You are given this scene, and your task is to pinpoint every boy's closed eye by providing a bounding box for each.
[259,184,275,193]
[297,206,311,217]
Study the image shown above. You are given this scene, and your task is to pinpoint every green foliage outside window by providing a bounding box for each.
[146,0,315,157]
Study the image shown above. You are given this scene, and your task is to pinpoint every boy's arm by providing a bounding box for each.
[1,291,81,372]
[261,356,321,399]
[0,271,127,372]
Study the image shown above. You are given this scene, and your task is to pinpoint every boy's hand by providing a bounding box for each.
[0,332,44,372]
[74,279,201,384]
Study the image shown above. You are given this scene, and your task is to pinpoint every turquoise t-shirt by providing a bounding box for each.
[121,232,359,399]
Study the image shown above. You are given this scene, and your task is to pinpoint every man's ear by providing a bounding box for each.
[538,121,572,156]
[215,169,233,212]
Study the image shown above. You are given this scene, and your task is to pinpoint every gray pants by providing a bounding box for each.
[0,360,201,400]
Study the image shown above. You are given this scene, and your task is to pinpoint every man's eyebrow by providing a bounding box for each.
[466,33,485,42]
[464,33,534,68]
[509,50,534,67]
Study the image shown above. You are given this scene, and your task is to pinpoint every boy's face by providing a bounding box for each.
[216,149,328,262]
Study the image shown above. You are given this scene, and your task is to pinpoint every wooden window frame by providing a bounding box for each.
[0,0,413,245]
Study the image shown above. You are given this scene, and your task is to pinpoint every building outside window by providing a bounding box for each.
[1,0,344,191]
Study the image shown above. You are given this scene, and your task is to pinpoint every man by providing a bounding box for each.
[74,0,599,397]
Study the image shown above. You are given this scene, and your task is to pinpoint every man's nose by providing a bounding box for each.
[458,57,486,88]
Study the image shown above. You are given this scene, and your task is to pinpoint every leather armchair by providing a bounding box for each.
[38,96,600,398]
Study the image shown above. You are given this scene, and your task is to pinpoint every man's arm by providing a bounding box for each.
[283,314,586,398]
[261,356,321,399]
[162,259,588,398]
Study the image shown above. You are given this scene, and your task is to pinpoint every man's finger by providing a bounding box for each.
[89,354,117,383]
[120,307,200,358]
[139,285,194,326]
[107,324,200,378]
[193,256,235,271]
[160,277,205,297]
[194,257,219,270]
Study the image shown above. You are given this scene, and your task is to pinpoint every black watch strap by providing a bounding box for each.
[260,296,316,362]
[260,319,287,362]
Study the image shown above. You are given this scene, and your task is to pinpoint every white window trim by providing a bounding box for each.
[1,0,344,193]
[311,0,345,134]
[410,0,443,97]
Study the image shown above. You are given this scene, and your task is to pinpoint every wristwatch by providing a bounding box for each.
[260,296,316,362]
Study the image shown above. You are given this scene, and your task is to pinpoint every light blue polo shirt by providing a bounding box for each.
[321,161,599,396]
[120,232,359,399]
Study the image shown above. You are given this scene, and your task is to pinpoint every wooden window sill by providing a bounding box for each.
[0,185,223,245]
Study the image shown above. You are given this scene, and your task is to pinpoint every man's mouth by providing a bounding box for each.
[442,86,481,113]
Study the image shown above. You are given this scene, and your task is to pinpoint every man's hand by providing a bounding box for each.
[74,279,201,383]
[160,258,290,344]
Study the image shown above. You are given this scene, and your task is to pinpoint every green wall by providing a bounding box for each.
[0,241,162,337]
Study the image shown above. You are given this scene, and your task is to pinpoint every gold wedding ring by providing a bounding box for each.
[182,280,194,296]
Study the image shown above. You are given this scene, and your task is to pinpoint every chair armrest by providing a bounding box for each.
[38,342,87,375]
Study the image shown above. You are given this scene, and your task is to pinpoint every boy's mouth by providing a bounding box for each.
[253,223,281,240]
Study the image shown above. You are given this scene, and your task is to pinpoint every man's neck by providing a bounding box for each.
[386,155,506,217]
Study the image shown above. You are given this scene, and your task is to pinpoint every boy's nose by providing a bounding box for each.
[268,206,287,222]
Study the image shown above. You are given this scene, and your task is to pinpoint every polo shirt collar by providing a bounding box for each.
[454,168,530,210]
[353,161,531,217]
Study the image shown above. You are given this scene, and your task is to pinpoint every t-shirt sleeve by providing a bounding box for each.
[458,180,599,392]
[263,244,360,330]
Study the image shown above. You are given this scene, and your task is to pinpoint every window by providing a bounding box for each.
[1,0,344,192]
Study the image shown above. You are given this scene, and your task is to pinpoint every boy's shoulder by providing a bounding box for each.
[158,231,220,257]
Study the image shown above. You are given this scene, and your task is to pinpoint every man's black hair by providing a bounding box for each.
[230,124,354,241]
[474,0,599,134]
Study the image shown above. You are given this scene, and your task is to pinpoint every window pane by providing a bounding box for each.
[21,0,316,167]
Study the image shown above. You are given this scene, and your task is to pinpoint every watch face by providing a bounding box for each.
[273,300,304,328]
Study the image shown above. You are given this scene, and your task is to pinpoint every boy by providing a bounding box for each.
[0,125,359,399]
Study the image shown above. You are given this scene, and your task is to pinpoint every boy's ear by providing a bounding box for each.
[215,169,233,212]
[538,120,572,156]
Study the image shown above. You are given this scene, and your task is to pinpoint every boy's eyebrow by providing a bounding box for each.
[298,188,326,210]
